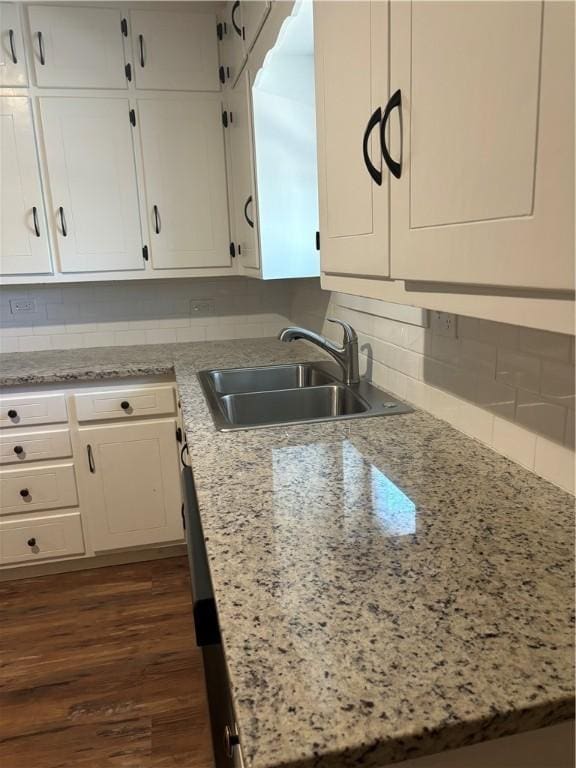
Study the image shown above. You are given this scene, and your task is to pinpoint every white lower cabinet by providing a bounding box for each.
[137,97,231,270]
[78,419,183,552]
[0,381,184,572]
[0,511,84,565]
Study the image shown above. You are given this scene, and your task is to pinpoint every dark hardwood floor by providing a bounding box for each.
[0,557,214,768]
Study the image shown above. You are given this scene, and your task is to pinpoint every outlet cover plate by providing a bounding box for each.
[10,299,37,315]
[190,299,215,317]
[431,311,457,338]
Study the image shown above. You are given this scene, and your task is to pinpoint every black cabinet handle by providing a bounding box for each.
[138,34,145,67]
[380,89,402,179]
[32,206,40,237]
[8,29,17,64]
[7,409,18,419]
[231,1,242,37]
[153,205,161,234]
[13,445,24,455]
[58,206,67,237]
[27,538,36,547]
[120,401,130,411]
[20,488,30,499]
[362,107,382,186]
[87,444,95,473]
[37,31,45,65]
[243,196,254,228]
[219,65,226,84]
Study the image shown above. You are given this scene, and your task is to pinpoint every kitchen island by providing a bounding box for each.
[1,338,574,768]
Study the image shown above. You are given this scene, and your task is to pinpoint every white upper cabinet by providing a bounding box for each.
[241,1,270,53]
[137,97,230,270]
[27,6,126,89]
[389,0,574,290]
[0,97,51,276]
[0,3,27,86]
[314,1,389,277]
[227,71,260,271]
[219,0,247,86]
[39,98,144,273]
[129,10,219,92]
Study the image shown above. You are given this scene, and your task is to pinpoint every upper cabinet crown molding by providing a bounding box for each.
[0,2,28,87]
[129,9,220,92]
[27,5,127,89]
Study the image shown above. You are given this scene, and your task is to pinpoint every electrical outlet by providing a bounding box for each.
[431,311,456,338]
[10,299,37,315]
[190,299,215,317]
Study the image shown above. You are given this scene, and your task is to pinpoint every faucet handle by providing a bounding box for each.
[327,318,358,345]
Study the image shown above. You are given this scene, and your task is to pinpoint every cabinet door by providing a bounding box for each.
[228,72,260,271]
[389,0,575,290]
[138,97,230,270]
[130,10,219,92]
[0,98,51,276]
[314,1,389,277]
[0,3,27,86]
[241,1,270,52]
[27,6,126,89]
[40,98,144,274]
[79,420,183,552]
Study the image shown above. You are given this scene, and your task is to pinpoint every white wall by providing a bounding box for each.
[290,279,576,494]
[0,277,293,352]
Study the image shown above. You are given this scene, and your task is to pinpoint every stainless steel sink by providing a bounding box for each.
[204,363,335,395]
[198,363,413,431]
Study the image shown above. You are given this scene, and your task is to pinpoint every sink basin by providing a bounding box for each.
[219,385,367,427]
[198,362,413,431]
[204,363,336,395]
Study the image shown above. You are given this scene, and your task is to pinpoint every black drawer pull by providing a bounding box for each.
[87,444,96,473]
[138,33,145,67]
[27,537,36,547]
[20,488,30,499]
[362,106,383,186]
[37,31,45,65]
[120,401,131,411]
[380,89,402,179]
[58,206,67,237]
[13,445,24,455]
[7,409,18,419]
[244,195,254,228]
[9,29,17,64]
[32,206,41,237]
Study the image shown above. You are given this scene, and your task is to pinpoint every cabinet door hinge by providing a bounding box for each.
[121,18,128,36]
[129,109,136,126]
[125,63,132,82]
[315,231,320,250]
[142,245,149,261]
[229,242,236,258]
[176,426,183,443]
[222,110,229,128]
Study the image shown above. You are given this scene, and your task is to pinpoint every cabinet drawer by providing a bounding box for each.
[75,386,175,422]
[0,464,78,516]
[0,511,85,565]
[0,394,68,429]
[0,428,72,465]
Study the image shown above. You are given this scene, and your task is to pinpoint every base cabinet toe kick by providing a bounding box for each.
[0,379,185,573]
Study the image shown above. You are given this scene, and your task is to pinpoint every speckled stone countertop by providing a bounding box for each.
[1,339,574,768]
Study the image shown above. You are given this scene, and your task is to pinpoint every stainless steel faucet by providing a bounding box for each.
[278,319,360,386]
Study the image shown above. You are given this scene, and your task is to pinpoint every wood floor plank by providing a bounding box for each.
[0,557,214,768]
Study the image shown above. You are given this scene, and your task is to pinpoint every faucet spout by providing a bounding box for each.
[278,319,360,386]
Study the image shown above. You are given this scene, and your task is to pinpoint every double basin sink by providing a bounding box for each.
[198,362,412,431]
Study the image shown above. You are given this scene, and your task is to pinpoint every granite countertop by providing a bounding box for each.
[1,339,574,768]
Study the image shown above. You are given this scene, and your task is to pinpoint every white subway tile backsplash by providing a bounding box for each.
[145,329,178,345]
[496,348,541,392]
[290,281,575,493]
[534,438,575,494]
[18,336,51,352]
